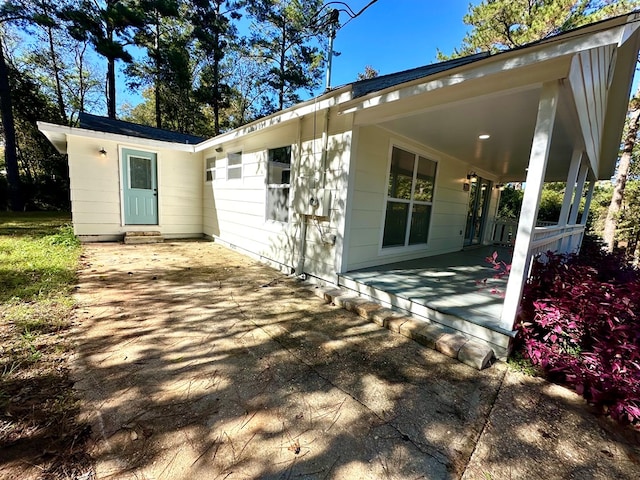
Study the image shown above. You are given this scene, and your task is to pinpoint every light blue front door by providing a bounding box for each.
[122,148,158,225]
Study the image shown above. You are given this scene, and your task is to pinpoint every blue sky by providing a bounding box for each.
[325,0,472,87]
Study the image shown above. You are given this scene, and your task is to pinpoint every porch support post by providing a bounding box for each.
[558,149,582,227]
[500,81,559,332]
[569,163,589,225]
[581,181,595,226]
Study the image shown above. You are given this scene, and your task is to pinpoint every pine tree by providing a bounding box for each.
[603,88,640,252]
[191,0,243,135]
[61,0,145,119]
[127,0,180,128]
[247,0,325,112]
[440,0,640,58]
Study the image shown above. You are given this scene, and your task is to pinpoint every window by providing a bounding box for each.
[227,151,242,180]
[205,156,216,182]
[129,156,152,189]
[382,146,437,248]
[266,146,292,222]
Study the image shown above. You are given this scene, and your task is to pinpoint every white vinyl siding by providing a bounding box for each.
[202,113,352,284]
[66,135,202,238]
[568,45,615,176]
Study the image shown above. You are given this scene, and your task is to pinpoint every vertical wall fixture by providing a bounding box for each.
[467,172,478,183]
[308,1,380,91]
[99,147,107,158]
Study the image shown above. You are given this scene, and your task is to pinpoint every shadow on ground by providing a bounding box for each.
[68,241,639,480]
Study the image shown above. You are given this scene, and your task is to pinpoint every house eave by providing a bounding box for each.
[193,86,353,152]
[338,15,634,116]
[37,121,199,153]
[599,14,640,179]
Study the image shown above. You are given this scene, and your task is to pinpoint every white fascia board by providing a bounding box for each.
[620,12,640,46]
[37,121,198,153]
[194,88,353,152]
[339,22,629,116]
[37,123,69,154]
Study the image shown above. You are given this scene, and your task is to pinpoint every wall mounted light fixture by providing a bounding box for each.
[467,172,478,183]
[99,147,107,158]
[215,146,223,153]
[495,183,506,191]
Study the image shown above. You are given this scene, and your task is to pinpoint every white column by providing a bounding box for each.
[558,149,582,227]
[500,81,559,332]
[571,180,595,253]
[569,164,589,225]
[581,181,595,226]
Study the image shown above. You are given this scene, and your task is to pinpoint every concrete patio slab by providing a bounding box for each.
[71,241,640,479]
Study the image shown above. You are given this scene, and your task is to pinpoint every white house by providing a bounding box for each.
[39,13,640,358]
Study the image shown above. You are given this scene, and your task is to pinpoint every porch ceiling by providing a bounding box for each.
[375,84,581,182]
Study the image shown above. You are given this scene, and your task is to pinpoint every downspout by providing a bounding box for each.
[295,117,307,277]
[320,107,330,188]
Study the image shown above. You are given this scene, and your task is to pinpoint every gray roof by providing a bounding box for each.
[351,52,491,98]
[78,112,205,145]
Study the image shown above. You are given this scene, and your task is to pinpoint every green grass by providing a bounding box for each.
[0,212,91,476]
[507,351,543,377]
[0,212,78,303]
[0,211,79,394]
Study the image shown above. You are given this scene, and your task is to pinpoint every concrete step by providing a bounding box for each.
[124,231,164,244]
[313,283,510,370]
[338,275,514,360]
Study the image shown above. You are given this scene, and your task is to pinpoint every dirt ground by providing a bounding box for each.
[64,240,640,479]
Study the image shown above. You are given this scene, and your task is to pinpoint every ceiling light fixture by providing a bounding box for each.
[478,134,490,140]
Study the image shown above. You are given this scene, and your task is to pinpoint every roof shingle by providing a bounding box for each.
[79,112,205,144]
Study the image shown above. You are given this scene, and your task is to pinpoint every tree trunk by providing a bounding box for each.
[212,2,221,135]
[603,88,640,252]
[106,57,116,119]
[213,35,220,135]
[154,11,162,129]
[47,25,67,124]
[278,21,286,111]
[77,43,87,118]
[0,36,24,211]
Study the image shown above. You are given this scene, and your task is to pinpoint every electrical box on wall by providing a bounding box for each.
[294,183,331,216]
[308,189,331,217]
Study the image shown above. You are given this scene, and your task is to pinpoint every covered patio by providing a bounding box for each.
[338,14,640,356]
[339,246,515,356]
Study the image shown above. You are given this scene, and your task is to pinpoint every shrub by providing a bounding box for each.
[516,239,640,428]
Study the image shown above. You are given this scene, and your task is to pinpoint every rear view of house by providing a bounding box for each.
[39,13,640,358]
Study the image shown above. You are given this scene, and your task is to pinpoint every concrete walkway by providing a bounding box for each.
[72,241,640,479]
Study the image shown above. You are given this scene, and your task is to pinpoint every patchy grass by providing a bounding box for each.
[0,212,93,479]
[506,351,543,377]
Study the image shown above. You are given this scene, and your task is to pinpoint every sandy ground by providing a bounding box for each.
[70,240,640,480]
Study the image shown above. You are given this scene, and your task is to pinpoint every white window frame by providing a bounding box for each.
[266,146,292,223]
[205,156,216,182]
[379,144,438,254]
[227,151,243,180]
